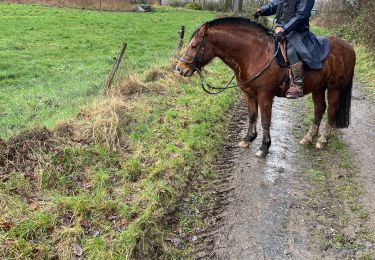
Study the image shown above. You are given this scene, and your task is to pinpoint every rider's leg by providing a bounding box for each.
[287,44,304,99]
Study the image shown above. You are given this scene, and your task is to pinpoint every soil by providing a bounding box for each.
[341,82,375,229]
[194,80,375,259]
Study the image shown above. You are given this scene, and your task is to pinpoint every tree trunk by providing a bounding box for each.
[233,0,242,12]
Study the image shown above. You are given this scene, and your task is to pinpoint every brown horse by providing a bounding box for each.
[176,17,356,157]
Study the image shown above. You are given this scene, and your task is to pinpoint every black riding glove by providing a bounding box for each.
[253,10,261,20]
[275,31,284,42]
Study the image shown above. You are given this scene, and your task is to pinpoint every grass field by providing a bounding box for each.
[0,62,236,259]
[0,3,239,259]
[0,3,215,139]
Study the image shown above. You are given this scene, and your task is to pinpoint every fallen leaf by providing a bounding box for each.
[0,222,12,231]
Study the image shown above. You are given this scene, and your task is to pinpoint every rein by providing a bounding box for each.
[198,37,280,94]
[180,24,281,95]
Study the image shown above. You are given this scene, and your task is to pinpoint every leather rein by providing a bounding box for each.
[179,25,281,95]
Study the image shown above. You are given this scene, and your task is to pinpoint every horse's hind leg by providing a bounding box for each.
[316,89,340,149]
[239,93,258,148]
[300,89,326,145]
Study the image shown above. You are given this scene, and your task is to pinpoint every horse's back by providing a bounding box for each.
[325,36,356,79]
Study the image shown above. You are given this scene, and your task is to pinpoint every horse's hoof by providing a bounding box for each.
[299,138,311,146]
[255,150,267,158]
[316,141,326,149]
[238,140,250,148]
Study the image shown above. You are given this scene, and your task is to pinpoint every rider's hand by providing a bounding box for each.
[275,31,284,42]
[253,8,261,19]
[275,27,285,41]
[275,27,284,34]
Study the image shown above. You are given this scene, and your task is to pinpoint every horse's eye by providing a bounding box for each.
[191,44,198,49]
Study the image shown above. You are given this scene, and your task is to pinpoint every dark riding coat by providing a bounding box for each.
[260,0,329,69]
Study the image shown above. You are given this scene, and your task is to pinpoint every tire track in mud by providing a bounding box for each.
[195,97,319,259]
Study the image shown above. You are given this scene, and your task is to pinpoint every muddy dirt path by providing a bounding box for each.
[195,81,374,259]
[196,97,320,259]
[341,82,375,229]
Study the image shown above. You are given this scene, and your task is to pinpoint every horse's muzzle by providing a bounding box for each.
[176,62,194,77]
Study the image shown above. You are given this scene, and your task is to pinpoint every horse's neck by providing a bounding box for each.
[210,27,273,77]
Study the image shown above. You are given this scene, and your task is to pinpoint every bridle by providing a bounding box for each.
[179,25,208,73]
[179,24,281,95]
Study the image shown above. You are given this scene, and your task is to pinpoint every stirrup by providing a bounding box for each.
[286,85,303,99]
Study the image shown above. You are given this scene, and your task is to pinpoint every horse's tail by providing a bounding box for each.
[334,77,353,128]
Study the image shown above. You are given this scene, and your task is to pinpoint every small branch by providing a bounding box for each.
[103,42,127,95]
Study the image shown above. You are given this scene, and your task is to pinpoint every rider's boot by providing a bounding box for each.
[286,61,304,99]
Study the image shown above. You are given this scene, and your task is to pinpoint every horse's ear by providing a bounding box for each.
[198,23,209,37]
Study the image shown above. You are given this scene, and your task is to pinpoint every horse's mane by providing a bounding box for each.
[208,17,271,34]
[190,16,271,41]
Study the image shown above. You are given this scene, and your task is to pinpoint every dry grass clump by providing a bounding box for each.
[114,66,182,96]
[0,64,186,174]
[1,97,130,174]
[146,63,189,82]
[0,127,54,173]
[69,96,130,151]
[115,75,153,96]
[144,65,169,83]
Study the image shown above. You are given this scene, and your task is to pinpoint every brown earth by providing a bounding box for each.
[341,82,375,230]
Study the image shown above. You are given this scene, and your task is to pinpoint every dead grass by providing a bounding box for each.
[115,75,155,96]
[113,64,188,96]
[0,64,181,175]
[0,128,54,174]
[71,96,130,150]
[0,97,129,174]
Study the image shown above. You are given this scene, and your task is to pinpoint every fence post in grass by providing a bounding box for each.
[176,25,185,52]
[104,42,127,95]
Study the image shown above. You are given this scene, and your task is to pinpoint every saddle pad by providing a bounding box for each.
[275,36,330,70]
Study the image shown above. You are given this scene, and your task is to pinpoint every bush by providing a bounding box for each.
[184,2,202,10]
[316,1,375,51]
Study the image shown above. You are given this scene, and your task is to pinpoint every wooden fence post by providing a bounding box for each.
[103,42,127,95]
[176,25,185,52]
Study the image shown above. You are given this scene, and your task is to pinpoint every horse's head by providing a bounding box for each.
[176,23,214,77]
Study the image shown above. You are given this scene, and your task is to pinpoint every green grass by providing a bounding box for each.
[353,45,375,95]
[0,3,215,139]
[0,44,236,260]
[0,3,237,258]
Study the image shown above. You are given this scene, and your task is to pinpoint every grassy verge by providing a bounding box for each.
[294,97,375,259]
[0,57,235,258]
[0,4,237,258]
[311,24,375,96]
[0,3,215,139]
[353,45,375,96]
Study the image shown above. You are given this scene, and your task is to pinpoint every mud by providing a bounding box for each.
[195,97,321,259]
[194,80,375,259]
[341,81,375,229]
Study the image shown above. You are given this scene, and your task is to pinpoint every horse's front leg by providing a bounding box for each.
[239,93,258,148]
[255,93,273,157]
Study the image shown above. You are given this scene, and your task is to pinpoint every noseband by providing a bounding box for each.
[179,26,208,72]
